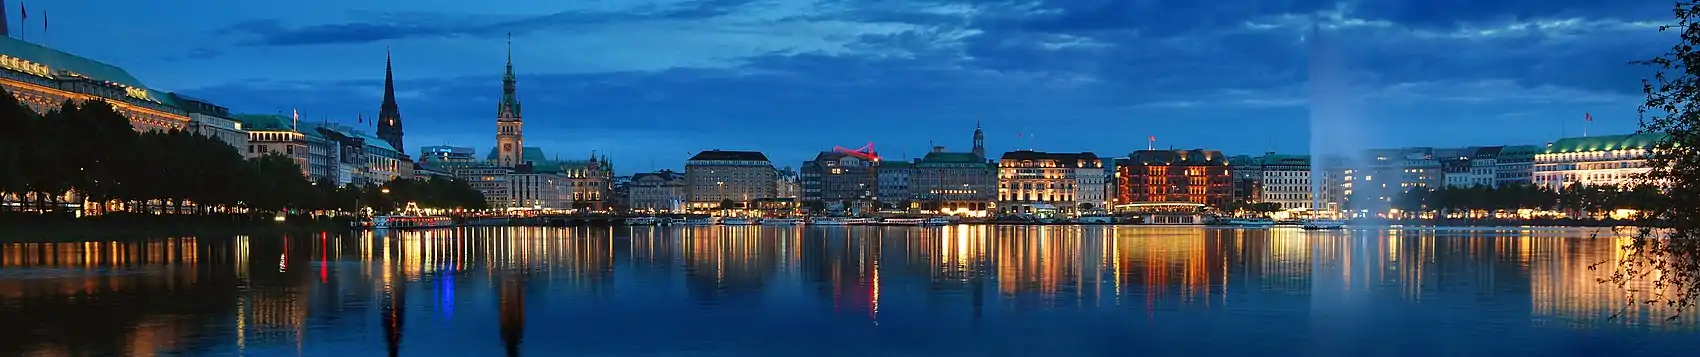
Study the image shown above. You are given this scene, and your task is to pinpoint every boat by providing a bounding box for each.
[810,217,852,226]
[923,217,952,226]
[1219,218,1275,227]
[662,218,688,226]
[624,217,659,226]
[680,217,714,226]
[372,215,454,230]
[883,218,927,225]
[760,218,804,226]
[842,218,875,225]
[1076,215,1116,224]
[1301,219,1346,230]
[718,217,756,225]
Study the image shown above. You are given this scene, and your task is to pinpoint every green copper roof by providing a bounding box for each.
[1545,133,1669,154]
[880,161,913,168]
[0,37,177,108]
[233,114,293,131]
[1259,154,1309,166]
[918,152,983,163]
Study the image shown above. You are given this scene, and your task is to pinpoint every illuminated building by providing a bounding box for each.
[1112,149,1231,209]
[494,37,524,168]
[508,165,569,210]
[801,149,879,209]
[877,161,912,206]
[172,94,249,153]
[478,149,614,210]
[235,114,310,177]
[630,170,687,212]
[420,146,475,163]
[1441,146,1502,188]
[686,150,776,209]
[911,149,996,216]
[775,167,800,199]
[0,36,189,132]
[454,166,512,209]
[1252,153,1313,210]
[998,150,1102,215]
[1533,133,1666,190]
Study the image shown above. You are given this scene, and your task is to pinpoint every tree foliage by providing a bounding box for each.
[1613,1,1700,320]
[0,89,486,217]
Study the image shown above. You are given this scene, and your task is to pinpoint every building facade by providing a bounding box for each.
[508,168,570,210]
[1496,145,1541,187]
[630,170,687,212]
[1256,154,1312,210]
[877,161,912,206]
[685,150,776,209]
[173,94,248,153]
[775,167,800,199]
[800,151,878,205]
[998,150,1101,215]
[911,150,996,216]
[235,114,310,178]
[421,146,476,164]
[1113,149,1232,209]
[1534,133,1666,190]
[454,166,513,209]
[0,36,189,133]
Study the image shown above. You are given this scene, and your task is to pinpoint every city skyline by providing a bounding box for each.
[21,0,1663,172]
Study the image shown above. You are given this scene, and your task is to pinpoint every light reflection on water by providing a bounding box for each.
[0,226,1694,357]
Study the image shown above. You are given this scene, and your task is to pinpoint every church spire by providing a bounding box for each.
[377,47,405,152]
[498,33,521,120]
[972,116,985,159]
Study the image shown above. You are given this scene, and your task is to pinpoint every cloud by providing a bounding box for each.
[151,0,1674,170]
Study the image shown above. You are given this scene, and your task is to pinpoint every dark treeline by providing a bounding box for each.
[0,90,485,218]
[1381,183,1663,219]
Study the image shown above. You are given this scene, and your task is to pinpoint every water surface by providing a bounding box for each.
[1,226,1694,356]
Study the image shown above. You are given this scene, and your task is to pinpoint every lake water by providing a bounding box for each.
[0,226,1695,356]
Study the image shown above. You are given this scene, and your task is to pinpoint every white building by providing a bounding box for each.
[1534,133,1666,190]
[1259,154,1314,210]
[1074,165,1107,212]
[454,166,512,209]
[509,171,569,210]
[630,170,687,212]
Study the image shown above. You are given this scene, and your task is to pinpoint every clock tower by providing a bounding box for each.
[495,35,524,167]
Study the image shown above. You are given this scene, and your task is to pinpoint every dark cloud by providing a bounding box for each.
[219,0,762,47]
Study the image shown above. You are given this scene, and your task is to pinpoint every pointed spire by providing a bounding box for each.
[498,33,521,119]
[377,46,404,152]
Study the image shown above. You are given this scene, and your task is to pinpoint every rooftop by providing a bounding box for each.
[1545,133,1670,154]
[232,114,293,131]
[690,150,769,162]
[1120,149,1229,166]
[918,151,984,164]
[1000,150,1099,163]
[0,36,177,108]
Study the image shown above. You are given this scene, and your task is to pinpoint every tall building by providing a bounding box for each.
[376,50,405,155]
[685,150,776,209]
[494,38,524,167]
[1228,155,1264,206]
[998,150,1101,215]
[1534,133,1666,190]
[800,151,879,205]
[483,148,613,210]
[1496,145,1541,187]
[630,170,687,212]
[1113,149,1232,209]
[1255,154,1312,210]
[877,161,912,206]
[911,149,996,216]
[0,36,189,132]
[775,167,800,199]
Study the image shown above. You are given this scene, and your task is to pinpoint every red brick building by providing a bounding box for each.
[1113,149,1233,209]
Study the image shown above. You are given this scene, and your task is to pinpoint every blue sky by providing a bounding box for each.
[20,0,1670,173]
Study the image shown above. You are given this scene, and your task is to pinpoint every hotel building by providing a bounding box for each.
[998,150,1102,215]
[685,150,776,209]
[1533,133,1667,190]
[1112,149,1233,209]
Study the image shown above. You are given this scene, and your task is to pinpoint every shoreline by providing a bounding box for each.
[0,214,349,242]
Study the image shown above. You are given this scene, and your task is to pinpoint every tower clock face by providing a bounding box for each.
[504,143,513,151]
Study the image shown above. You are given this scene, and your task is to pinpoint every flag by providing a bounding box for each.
[1585,112,1593,122]
[358,113,363,124]
[42,11,46,32]
[20,3,26,21]
[1149,135,1156,142]
[292,108,299,130]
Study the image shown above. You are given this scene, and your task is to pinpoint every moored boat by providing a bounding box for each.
[810,217,851,226]
[923,217,953,225]
[883,218,926,225]
[373,215,454,230]
[718,217,756,225]
[760,218,804,226]
[1219,218,1275,227]
[624,217,660,226]
[1301,219,1346,230]
[680,217,714,226]
[1076,215,1116,224]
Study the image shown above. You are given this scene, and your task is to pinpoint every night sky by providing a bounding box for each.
[22,0,1669,173]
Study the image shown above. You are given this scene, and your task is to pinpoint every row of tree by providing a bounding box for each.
[1387,183,1663,218]
[0,90,486,216]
